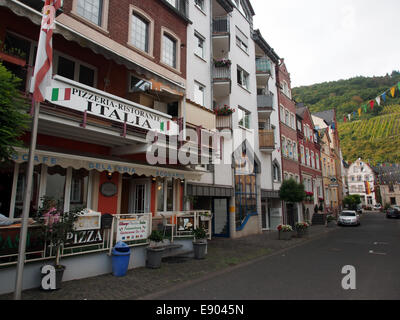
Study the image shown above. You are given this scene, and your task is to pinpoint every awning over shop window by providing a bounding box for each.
[11,147,202,181]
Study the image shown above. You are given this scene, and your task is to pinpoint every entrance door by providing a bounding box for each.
[129,180,150,213]
[213,198,229,237]
[261,202,268,230]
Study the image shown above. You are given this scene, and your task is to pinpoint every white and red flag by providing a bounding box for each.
[32,0,61,102]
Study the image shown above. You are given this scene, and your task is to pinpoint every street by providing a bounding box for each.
[153,212,400,300]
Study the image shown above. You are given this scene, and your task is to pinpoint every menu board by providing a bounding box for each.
[117,216,148,241]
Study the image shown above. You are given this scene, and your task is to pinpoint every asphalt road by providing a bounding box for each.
[154,212,400,300]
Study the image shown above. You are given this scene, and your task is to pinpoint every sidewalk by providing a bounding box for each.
[0,224,337,300]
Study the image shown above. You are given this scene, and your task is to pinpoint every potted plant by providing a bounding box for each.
[277,224,293,240]
[213,58,232,68]
[36,197,79,289]
[192,227,207,259]
[199,211,212,221]
[214,104,235,116]
[295,221,309,238]
[146,230,165,269]
[326,215,336,228]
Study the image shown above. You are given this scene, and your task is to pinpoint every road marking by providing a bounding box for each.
[373,242,389,245]
[369,250,387,255]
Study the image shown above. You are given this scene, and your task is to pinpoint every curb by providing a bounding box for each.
[136,226,338,300]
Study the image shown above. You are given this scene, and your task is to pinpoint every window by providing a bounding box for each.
[273,162,280,182]
[237,67,249,90]
[236,27,248,53]
[300,145,305,164]
[280,106,285,123]
[389,184,395,193]
[282,137,287,157]
[194,81,205,106]
[290,114,295,129]
[129,75,152,92]
[287,140,293,158]
[316,153,320,170]
[130,12,149,53]
[285,110,289,126]
[162,34,177,68]
[311,151,315,168]
[235,174,257,229]
[306,148,310,166]
[157,178,175,212]
[293,142,298,161]
[297,120,302,132]
[194,0,204,11]
[194,32,205,59]
[56,54,96,87]
[70,169,90,211]
[282,80,291,98]
[77,0,103,26]
[238,107,250,129]
[46,166,67,209]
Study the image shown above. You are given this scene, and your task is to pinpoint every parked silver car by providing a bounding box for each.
[337,211,361,226]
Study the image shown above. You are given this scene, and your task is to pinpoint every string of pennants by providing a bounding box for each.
[343,81,400,122]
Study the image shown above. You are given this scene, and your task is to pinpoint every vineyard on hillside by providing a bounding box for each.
[338,107,400,164]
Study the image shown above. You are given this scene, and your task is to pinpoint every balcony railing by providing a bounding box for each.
[216,114,233,129]
[259,130,275,150]
[213,16,230,34]
[213,65,231,81]
[256,58,272,74]
[257,94,273,108]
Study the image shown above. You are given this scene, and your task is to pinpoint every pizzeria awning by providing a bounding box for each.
[11,147,203,181]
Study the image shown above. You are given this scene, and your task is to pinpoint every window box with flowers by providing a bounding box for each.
[277,224,293,240]
[305,192,314,202]
[213,58,232,68]
[214,104,234,116]
[0,40,26,67]
[295,221,309,238]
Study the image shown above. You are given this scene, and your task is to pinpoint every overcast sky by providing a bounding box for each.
[252,0,400,88]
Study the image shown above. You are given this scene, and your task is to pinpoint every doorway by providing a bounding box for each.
[129,179,150,213]
[213,198,229,237]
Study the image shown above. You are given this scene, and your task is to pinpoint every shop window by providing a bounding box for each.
[15,163,41,217]
[156,178,175,212]
[156,180,164,212]
[45,166,67,209]
[166,179,174,211]
[70,169,89,211]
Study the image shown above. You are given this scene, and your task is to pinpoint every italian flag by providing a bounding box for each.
[51,87,71,101]
[160,121,170,132]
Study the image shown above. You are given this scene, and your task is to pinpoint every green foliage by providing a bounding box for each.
[0,62,29,161]
[292,72,400,118]
[279,179,306,203]
[326,215,336,222]
[149,230,164,243]
[343,195,361,210]
[193,227,207,240]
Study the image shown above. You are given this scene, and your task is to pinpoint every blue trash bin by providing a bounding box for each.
[111,241,131,277]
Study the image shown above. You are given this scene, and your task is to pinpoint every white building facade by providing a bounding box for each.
[347,159,376,207]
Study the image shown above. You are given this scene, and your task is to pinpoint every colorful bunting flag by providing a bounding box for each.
[363,104,367,113]
[344,115,347,122]
[369,100,374,110]
[376,96,381,106]
[390,86,396,97]
[358,108,361,116]
[382,92,386,102]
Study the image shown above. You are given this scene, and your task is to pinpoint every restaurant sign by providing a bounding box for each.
[117,216,149,242]
[43,76,179,135]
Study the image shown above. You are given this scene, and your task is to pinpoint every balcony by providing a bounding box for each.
[212,16,230,54]
[216,114,233,130]
[259,130,275,152]
[213,64,231,98]
[256,58,272,87]
[257,94,273,120]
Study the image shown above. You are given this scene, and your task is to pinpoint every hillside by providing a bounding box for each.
[292,71,400,119]
[338,108,400,164]
[292,72,400,164]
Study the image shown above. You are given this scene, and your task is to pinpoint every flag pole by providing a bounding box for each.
[14,100,40,300]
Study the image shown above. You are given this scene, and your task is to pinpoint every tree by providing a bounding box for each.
[0,62,29,161]
[343,195,361,210]
[279,179,306,203]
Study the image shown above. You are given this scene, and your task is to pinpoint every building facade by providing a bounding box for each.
[295,104,323,222]
[347,159,376,207]
[277,60,302,227]
[372,165,400,207]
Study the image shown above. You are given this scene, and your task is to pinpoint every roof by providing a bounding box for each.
[372,165,400,185]
[252,29,280,63]
[295,103,307,118]
[312,110,336,126]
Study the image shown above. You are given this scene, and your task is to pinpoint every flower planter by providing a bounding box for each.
[296,228,307,238]
[279,231,292,240]
[55,265,66,289]
[193,240,207,259]
[146,247,165,269]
